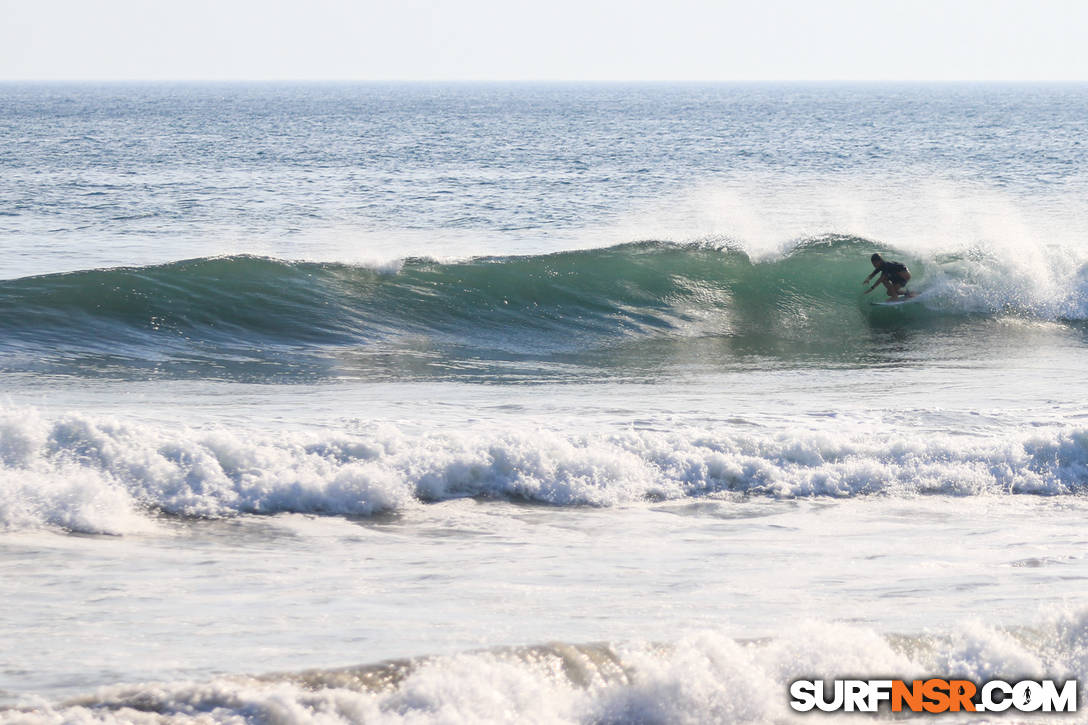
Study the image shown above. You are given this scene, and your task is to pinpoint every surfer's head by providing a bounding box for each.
[870,253,883,268]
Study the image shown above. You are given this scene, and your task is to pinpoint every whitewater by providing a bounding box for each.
[2,82,1088,723]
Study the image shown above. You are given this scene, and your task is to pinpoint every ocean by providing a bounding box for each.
[1,82,1087,723]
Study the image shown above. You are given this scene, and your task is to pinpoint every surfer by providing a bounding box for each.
[863,253,912,300]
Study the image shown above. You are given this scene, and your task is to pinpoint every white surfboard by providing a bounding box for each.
[871,292,923,307]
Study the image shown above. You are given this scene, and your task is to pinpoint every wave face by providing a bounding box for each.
[2,239,1085,379]
[6,612,1087,724]
[3,409,1087,535]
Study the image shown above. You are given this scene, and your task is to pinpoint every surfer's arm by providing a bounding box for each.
[864,274,886,294]
[862,269,880,284]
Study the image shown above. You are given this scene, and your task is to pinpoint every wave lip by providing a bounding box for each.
[2,239,1084,363]
[1,239,1087,381]
[0,243,756,355]
[3,409,1087,535]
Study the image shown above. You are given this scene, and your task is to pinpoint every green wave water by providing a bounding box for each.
[0,238,1083,380]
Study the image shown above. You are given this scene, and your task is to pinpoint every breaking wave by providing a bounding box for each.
[1,239,1085,379]
[3,409,1087,535]
[4,611,1087,723]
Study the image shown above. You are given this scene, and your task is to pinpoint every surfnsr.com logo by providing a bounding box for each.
[789,679,1077,714]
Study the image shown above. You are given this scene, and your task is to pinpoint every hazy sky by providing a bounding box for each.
[2,0,1087,81]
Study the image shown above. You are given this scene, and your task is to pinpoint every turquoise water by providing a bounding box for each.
[4,238,1084,381]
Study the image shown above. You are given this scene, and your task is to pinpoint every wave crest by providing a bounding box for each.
[2,240,1085,365]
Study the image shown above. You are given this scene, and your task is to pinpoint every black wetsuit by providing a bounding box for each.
[882,261,909,286]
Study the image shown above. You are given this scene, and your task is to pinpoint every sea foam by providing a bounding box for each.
[2,408,1086,535]
[5,609,1086,724]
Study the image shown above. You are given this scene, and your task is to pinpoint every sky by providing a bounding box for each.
[2,0,1087,81]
